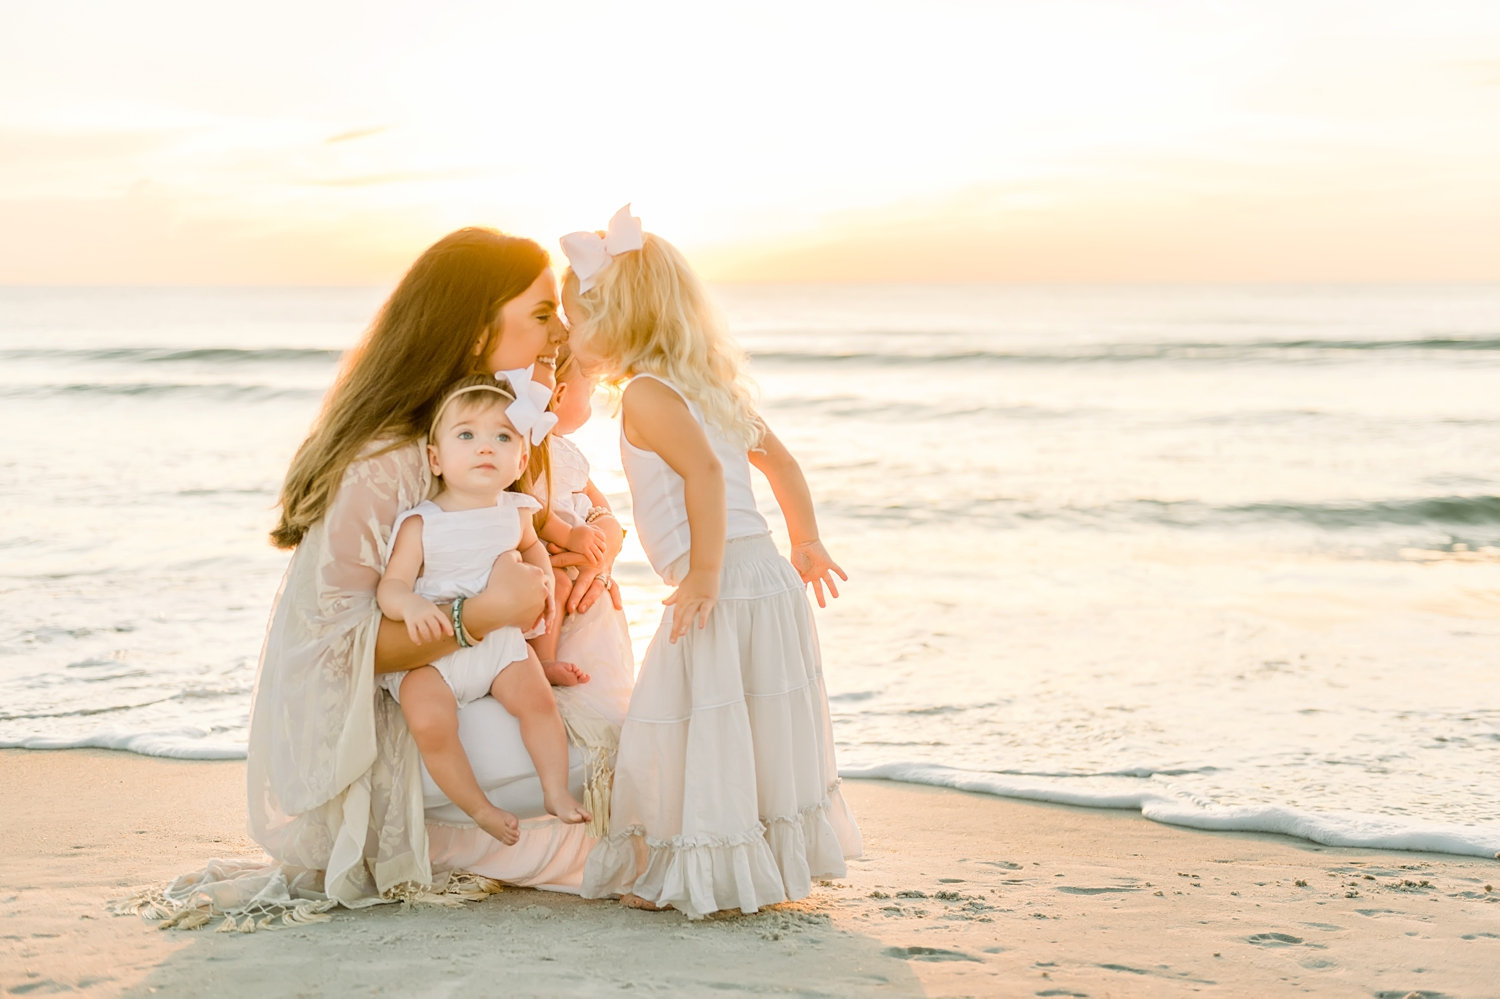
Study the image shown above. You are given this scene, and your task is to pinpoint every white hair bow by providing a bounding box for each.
[560,204,644,293]
[494,366,559,445]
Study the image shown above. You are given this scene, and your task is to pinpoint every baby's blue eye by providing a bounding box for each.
[457,431,473,440]
[497,432,513,443]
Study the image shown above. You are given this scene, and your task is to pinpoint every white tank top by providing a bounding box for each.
[620,374,767,577]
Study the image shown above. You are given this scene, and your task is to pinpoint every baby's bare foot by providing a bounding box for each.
[620,893,666,911]
[543,788,592,825]
[541,660,590,687]
[473,804,520,846]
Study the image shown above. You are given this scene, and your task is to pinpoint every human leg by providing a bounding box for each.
[399,666,519,845]
[490,649,591,823]
[532,569,589,686]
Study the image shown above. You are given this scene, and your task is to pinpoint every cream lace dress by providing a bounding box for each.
[131,441,635,926]
[580,375,862,918]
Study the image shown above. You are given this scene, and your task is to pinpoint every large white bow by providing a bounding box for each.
[494,366,558,445]
[559,204,644,293]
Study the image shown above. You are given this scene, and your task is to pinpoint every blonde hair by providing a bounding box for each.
[567,233,762,449]
[271,228,548,549]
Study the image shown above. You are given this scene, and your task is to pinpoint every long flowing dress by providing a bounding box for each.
[129,441,634,925]
[580,376,861,918]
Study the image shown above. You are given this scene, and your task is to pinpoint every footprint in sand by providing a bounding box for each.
[1256,933,1324,951]
[883,945,982,963]
[1246,932,1305,947]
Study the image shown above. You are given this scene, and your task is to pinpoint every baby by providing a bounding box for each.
[376,375,589,845]
[530,346,620,671]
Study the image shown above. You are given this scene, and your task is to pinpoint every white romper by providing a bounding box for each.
[379,491,542,706]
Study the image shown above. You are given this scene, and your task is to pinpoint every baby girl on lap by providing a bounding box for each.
[376,375,590,845]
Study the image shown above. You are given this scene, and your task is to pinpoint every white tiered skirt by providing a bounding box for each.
[581,533,862,918]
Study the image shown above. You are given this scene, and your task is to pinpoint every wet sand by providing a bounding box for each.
[1,749,1496,997]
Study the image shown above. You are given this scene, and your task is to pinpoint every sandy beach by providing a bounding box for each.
[1,750,1495,997]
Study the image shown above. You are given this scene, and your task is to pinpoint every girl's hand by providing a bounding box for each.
[662,568,719,643]
[547,541,602,572]
[566,523,609,563]
[790,540,847,608]
[403,597,452,645]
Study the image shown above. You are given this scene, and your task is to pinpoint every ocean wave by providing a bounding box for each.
[0,345,343,365]
[0,728,246,759]
[844,762,1500,859]
[0,381,321,401]
[832,494,1500,532]
[1114,495,1500,530]
[749,336,1500,367]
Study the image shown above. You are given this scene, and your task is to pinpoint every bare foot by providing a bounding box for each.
[541,659,590,686]
[472,804,520,846]
[543,788,592,825]
[620,893,666,911]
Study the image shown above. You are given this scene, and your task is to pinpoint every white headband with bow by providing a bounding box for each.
[560,204,644,293]
[494,366,558,445]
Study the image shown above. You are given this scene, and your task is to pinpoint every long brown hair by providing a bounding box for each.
[271,228,549,548]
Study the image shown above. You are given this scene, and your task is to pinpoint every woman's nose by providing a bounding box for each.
[548,314,568,345]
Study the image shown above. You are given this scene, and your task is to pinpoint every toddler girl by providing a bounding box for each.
[530,345,621,673]
[562,206,862,917]
[376,375,590,846]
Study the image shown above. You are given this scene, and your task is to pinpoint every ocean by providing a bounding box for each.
[2,283,1497,859]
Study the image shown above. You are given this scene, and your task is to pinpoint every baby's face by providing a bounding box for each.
[427,400,528,495]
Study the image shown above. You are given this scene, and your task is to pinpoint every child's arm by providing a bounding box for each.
[538,508,609,563]
[376,517,454,644]
[623,378,725,641]
[748,422,848,608]
[566,479,625,613]
[516,520,557,628]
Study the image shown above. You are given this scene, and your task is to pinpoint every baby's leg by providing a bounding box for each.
[490,650,591,824]
[398,666,519,846]
[530,570,588,686]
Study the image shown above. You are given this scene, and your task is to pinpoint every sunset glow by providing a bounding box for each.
[3,0,1499,284]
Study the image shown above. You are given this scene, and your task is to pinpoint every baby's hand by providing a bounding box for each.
[789,540,847,608]
[402,596,453,645]
[566,522,608,563]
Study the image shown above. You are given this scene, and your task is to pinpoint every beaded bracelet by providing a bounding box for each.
[450,597,474,649]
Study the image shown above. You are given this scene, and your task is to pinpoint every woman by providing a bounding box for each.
[240,228,630,913]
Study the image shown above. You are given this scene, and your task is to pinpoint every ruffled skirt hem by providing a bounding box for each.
[581,782,860,919]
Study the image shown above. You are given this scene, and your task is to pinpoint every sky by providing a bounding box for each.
[2,0,1499,285]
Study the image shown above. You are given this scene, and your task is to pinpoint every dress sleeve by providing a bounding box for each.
[319,445,430,607]
[247,441,429,822]
[505,490,544,515]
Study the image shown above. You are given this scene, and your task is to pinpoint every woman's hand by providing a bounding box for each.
[789,540,847,608]
[663,567,719,643]
[464,551,549,637]
[546,516,623,615]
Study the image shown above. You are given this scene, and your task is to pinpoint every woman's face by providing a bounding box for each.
[481,270,568,374]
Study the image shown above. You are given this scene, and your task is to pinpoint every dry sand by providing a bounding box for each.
[1,748,1496,998]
